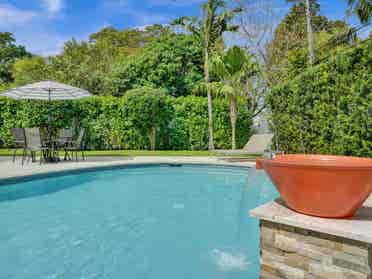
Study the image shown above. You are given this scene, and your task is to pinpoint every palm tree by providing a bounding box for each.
[173,0,242,151]
[212,46,259,150]
[347,0,372,24]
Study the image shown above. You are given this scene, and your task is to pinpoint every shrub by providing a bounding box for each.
[121,87,174,150]
[0,97,77,146]
[170,96,252,150]
[268,39,372,157]
[0,91,253,150]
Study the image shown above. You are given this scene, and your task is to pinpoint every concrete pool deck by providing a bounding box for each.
[0,156,255,181]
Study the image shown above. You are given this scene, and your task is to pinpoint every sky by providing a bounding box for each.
[0,0,368,56]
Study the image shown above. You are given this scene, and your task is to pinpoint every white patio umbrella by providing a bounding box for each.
[1,80,92,101]
[1,81,92,158]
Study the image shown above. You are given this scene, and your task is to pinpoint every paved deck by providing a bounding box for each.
[0,156,255,181]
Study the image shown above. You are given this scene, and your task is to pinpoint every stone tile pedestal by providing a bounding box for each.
[251,198,372,279]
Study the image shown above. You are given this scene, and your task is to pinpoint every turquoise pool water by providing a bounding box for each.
[0,165,277,279]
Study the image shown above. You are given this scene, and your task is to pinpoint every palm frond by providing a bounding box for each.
[211,46,261,99]
[347,0,372,24]
[171,16,201,37]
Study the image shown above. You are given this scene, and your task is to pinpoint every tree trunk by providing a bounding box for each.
[205,47,215,151]
[305,0,315,65]
[149,126,156,151]
[230,97,238,150]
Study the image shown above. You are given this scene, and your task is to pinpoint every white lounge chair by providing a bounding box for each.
[215,133,274,156]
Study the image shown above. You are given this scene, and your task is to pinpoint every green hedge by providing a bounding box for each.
[169,96,252,150]
[268,39,372,157]
[0,93,252,150]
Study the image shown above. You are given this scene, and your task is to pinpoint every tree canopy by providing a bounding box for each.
[266,0,353,83]
[12,56,50,86]
[212,46,259,149]
[0,32,30,84]
[109,33,204,97]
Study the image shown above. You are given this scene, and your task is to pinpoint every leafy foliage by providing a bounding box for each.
[211,46,259,149]
[172,0,242,150]
[0,32,30,84]
[10,25,172,95]
[347,0,372,24]
[110,34,204,97]
[172,0,241,53]
[0,97,77,147]
[12,56,50,86]
[267,39,372,157]
[0,93,252,151]
[266,1,353,83]
[169,96,252,150]
[121,88,173,150]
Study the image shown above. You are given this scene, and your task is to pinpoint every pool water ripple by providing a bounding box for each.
[0,165,277,279]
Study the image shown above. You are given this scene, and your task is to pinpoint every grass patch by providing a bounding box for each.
[0,149,260,158]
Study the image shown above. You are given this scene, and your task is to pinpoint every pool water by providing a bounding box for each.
[0,165,277,279]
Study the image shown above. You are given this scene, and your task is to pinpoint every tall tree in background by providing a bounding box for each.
[266,1,351,83]
[0,32,30,84]
[48,25,170,95]
[173,0,242,151]
[305,0,315,64]
[235,0,277,66]
[287,0,316,65]
[347,0,372,24]
[212,46,259,149]
[12,56,50,86]
[110,33,203,97]
[234,0,278,126]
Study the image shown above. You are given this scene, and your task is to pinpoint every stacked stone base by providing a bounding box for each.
[260,220,372,279]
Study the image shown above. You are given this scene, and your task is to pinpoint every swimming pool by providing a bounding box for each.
[0,164,277,279]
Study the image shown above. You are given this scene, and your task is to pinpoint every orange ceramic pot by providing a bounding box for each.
[262,154,372,218]
[256,158,264,170]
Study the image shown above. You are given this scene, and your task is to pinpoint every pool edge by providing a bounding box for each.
[0,162,253,186]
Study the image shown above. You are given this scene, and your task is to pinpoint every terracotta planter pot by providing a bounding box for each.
[256,158,264,170]
[262,154,372,218]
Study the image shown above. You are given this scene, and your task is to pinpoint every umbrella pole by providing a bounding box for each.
[47,89,52,162]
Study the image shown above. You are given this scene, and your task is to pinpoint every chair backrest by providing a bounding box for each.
[57,128,73,144]
[243,133,274,154]
[11,128,26,146]
[24,128,42,150]
[75,128,85,147]
[59,128,73,139]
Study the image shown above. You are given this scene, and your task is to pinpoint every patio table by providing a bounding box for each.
[42,139,60,163]
[1,81,92,164]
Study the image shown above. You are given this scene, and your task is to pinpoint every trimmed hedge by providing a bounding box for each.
[268,39,372,157]
[169,96,252,150]
[0,94,252,150]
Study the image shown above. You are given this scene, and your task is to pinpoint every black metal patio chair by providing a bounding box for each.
[57,128,73,160]
[65,128,86,161]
